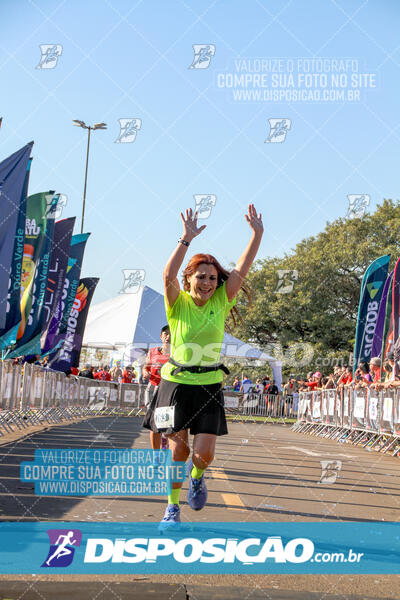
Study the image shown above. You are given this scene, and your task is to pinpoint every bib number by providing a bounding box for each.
[154,406,175,429]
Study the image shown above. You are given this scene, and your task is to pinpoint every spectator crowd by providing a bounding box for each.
[296,353,400,393]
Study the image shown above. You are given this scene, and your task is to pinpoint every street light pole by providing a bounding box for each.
[81,126,91,234]
[72,120,107,234]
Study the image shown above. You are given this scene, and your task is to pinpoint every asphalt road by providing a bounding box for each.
[0,415,399,599]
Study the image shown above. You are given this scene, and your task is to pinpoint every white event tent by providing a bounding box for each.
[83,285,282,389]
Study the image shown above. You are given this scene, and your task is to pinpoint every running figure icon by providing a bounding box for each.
[42,529,82,567]
[46,531,77,566]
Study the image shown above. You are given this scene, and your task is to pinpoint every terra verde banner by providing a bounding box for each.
[0,142,33,329]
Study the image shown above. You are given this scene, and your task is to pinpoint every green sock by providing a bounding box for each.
[168,487,181,506]
[191,465,205,479]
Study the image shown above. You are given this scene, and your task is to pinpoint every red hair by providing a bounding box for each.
[182,253,249,328]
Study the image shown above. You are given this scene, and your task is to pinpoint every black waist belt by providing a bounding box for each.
[168,357,230,376]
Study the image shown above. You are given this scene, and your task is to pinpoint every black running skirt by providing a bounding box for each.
[142,378,228,436]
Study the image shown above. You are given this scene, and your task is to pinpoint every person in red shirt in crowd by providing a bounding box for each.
[337,365,353,387]
[98,365,111,381]
[142,325,171,450]
[303,372,321,391]
[121,366,134,384]
[93,367,101,380]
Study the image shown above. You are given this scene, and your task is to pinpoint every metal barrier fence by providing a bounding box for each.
[293,387,400,456]
[0,362,300,435]
[223,391,298,423]
[0,362,145,436]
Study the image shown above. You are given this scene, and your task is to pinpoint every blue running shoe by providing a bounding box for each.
[187,459,208,511]
[159,504,181,531]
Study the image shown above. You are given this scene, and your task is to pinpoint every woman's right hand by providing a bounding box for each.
[180,208,206,241]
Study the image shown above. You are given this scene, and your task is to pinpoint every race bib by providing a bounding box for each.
[154,406,175,429]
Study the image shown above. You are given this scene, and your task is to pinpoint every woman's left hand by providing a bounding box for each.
[245,204,263,235]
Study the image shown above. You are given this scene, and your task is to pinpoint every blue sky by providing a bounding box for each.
[1,0,400,303]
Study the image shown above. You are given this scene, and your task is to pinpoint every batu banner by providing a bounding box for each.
[44,233,90,356]
[0,142,33,329]
[8,193,60,357]
[49,277,99,372]
[0,157,32,350]
[371,270,393,359]
[353,254,390,372]
[0,521,399,574]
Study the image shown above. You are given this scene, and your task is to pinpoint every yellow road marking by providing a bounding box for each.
[210,468,246,510]
[210,468,228,480]
[221,493,245,511]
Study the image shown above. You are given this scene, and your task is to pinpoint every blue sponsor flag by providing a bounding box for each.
[0,157,32,348]
[44,233,90,359]
[49,277,99,372]
[353,254,391,373]
[42,217,76,332]
[0,142,33,329]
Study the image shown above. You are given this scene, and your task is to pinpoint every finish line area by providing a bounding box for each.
[0,416,399,598]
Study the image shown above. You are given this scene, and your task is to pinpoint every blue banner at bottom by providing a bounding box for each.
[1,522,399,574]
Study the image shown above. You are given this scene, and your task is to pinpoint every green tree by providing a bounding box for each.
[232,200,400,376]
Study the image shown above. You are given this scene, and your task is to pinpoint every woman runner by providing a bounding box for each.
[144,204,263,528]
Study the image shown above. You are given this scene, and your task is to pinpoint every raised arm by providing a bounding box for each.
[225,204,264,302]
[163,208,206,309]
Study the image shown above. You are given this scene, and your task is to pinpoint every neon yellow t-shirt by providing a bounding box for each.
[161,281,237,385]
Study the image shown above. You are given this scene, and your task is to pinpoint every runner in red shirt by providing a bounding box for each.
[142,325,170,450]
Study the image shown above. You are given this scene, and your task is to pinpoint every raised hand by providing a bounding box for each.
[180,208,206,241]
[244,204,263,235]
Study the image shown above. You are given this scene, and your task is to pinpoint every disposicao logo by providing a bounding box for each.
[41,529,82,567]
[83,535,315,564]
